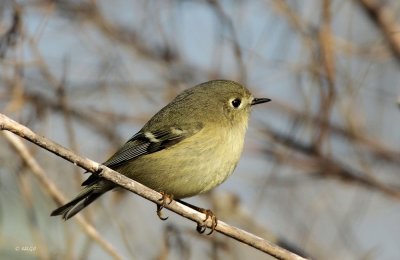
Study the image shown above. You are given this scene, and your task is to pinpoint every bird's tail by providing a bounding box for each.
[51,184,109,220]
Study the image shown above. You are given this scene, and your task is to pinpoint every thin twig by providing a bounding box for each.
[358,0,400,63]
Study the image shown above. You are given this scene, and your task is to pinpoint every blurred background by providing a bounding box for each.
[1,0,400,259]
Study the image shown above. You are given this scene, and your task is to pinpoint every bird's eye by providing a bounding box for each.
[231,98,242,108]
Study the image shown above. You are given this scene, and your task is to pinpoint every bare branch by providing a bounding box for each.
[0,113,307,260]
[358,0,400,63]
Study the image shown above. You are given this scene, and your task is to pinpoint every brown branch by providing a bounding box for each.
[207,0,247,82]
[269,100,400,165]
[0,113,307,260]
[314,0,336,151]
[0,3,21,58]
[22,90,123,145]
[262,125,400,199]
[358,0,400,63]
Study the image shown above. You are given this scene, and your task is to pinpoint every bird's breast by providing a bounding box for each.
[118,124,247,199]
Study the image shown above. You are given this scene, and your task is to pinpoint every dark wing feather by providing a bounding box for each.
[102,132,152,167]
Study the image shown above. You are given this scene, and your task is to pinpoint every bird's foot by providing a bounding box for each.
[157,192,174,221]
[176,199,218,235]
[196,208,218,235]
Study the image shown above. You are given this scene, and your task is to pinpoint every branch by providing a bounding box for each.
[262,124,400,199]
[358,0,400,63]
[0,113,306,260]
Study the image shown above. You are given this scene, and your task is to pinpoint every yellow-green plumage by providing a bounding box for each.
[117,124,246,198]
[51,80,270,220]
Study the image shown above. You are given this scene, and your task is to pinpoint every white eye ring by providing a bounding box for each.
[230,98,242,109]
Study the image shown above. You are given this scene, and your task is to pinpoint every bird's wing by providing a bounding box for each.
[103,124,202,168]
[81,122,204,186]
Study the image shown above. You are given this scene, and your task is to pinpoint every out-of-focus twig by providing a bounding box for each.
[0,4,21,58]
[262,124,400,199]
[313,0,336,151]
[22,90,123,145]
[51,1,179,65]
[357,0,400,63]
[3,131,124,260]
[269,101,400,165]
[207,0,247,82]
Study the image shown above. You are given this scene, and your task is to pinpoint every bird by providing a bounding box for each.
[51,79,270,232]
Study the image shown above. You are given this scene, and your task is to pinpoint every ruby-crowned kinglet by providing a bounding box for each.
[51,80,270,220]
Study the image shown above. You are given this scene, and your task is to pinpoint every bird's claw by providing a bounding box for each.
[156,192,173,221]
[196,209,218,235]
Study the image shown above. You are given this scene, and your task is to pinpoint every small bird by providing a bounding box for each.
[51,80,270,231]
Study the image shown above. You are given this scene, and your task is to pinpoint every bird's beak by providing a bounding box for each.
[251,97,271,106]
